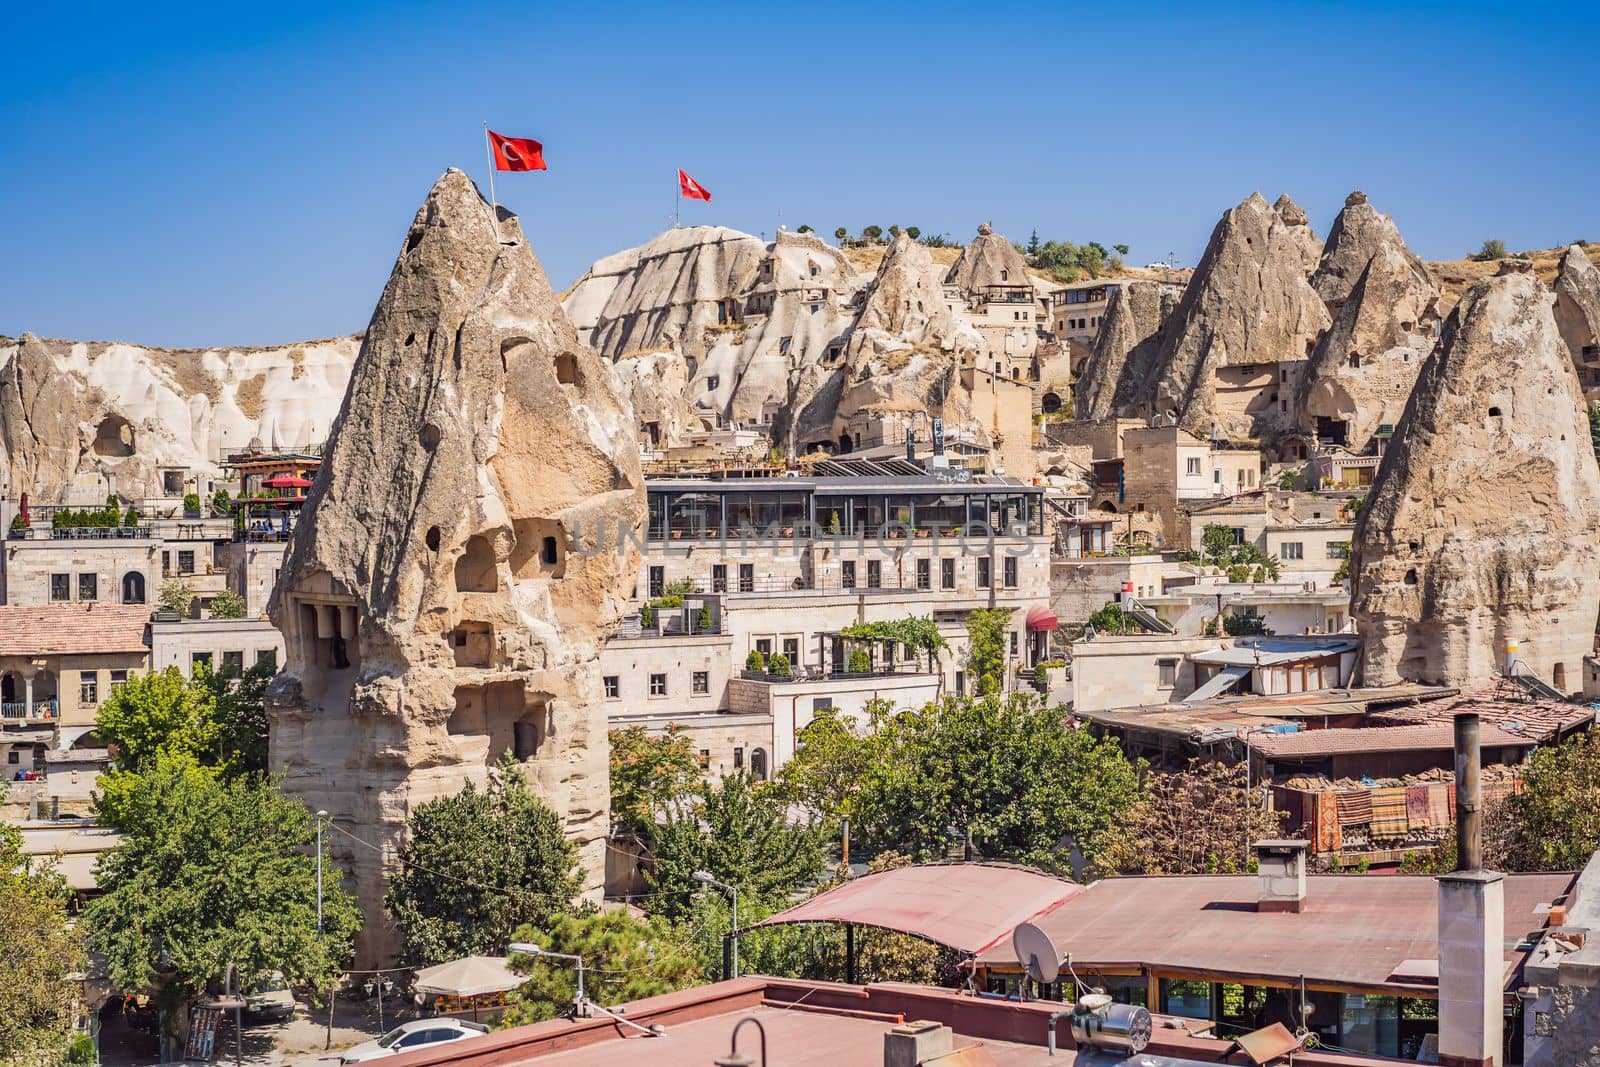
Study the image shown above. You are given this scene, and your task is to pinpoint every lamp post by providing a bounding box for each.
[694,870,739,979]
[509,943,586,1017]
[315,810,328,933]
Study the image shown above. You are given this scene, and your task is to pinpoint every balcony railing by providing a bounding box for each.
[8,526,153,541]
[0,698,59,722]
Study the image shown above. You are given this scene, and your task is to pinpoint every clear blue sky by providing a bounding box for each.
[3,1,1595,348]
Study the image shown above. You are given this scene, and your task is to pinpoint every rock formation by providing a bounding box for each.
[610,350,697,449]
[0,333,356,505]
[1149,193,1331,442]
[1296,197,1441,453]
[944,222,1031,293]
[266,169,645,964]
[1309,191,1435,313]
[1073,281,1182,421]
[1272,194,1322,274]
[1552,244,1600,395]
[1351,262,1600,693]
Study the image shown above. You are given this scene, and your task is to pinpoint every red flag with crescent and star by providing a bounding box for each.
[488,130,546,172]
[678,169,712,202]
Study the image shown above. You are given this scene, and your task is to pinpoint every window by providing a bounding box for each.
[750,748,767,780]
[733,747,744,770]
[942,558,956,589]
[738,564,754,593]
[698,749,711,770]
[866,560,881,589]
[649,673,667,697]
[692,671,709,695]
[756,638,773,658]
[79,673,99,706]
[712,564,727,592]
[191,652,212,674]
[603,675,620,699]
[178,550,195,575]
[50,574,70,602]
[1003,556,1018,588]
[222,650,244,675]
[841,560,856,589]
[109,669,128,691]
[955,670,966,696]
[1158,659,1178,688]
[514,720,541,760]
[782,638,799,664]
[1213,468,1221,484]
[1328,542,1350,559]
[978,557,992,588]
[705,375,719,390]
[1186,457,1201,475]
[122,571,146,604]
[1231,527,1246,545]
[5,751,16,765]
[915,558,930,590]
[255,649,277,671]
[812,698,834,713]
[649,566,665,598]
[1008,631,1018,656]
[1281,542,1304,561]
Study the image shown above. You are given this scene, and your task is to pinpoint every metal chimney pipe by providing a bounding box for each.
[1454,712,1482,871]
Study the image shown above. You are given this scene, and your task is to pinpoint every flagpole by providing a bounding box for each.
[673,170,679,229]
[483,123,498,212]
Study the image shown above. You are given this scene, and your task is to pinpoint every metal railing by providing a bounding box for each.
[0,698,59,722]
[8,526,154,541]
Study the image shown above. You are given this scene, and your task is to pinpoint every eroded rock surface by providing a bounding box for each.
[1149,192,1331,441]
[1309,191,1434,313]
[944,222,1031,293]
[1073,281,1182,421]
[267,169,644,964]
[1553,244,1600,395]
[1351,263,1600,692]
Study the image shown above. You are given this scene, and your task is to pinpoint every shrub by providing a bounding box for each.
[157,578,196,616]
[745,649,766,672]
[209,589,247,620]
[767,653,792,678]
[182,492,202,514]
[1475,238,1508,261]
[847,648,872,673]
[639,603,655,628]
[695,602,712,632]
[9,514,24,532]
[123,508,140,527]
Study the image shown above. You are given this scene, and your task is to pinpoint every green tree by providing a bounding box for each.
[797,224,813,234]
[209,660,274,775]
[0,814,83,1064]
[775,702,888,831]
[96,666,221,776]
[834,226,848,242]
[862,224,883,242]
[502,909,702,1024]
[387,753,581,966]
[1475,238,1508,261]
[1197,523,1280,581]
[609,725,701,841]
[887,224,901,240]
[1026,229,1041,257]
[1497,730,1600,871]
[208,588,247,619]
[84,753,359,1035]
[964,608,1013,694]
[905,227,921,241]
[182,492,202,514]
[645,774,826,925]
[1092,759,1283,876]
[842,693,1141,872]
[1113,244,1130,256]
[157,577,196,616]
[1589,402,1600,461]
[1086,601,1129,635]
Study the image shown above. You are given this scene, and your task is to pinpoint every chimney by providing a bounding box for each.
[1254,839,1308,913]
[1436,712,1504,1067]
[884,1021,952,1067]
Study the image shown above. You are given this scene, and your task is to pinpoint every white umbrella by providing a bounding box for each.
[411,955,523,997]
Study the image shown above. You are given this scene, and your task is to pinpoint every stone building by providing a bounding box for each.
[266,170,645,964]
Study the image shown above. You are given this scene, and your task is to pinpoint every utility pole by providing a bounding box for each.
[316,810,327,933]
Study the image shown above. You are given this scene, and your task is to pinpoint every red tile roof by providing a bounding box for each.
[0,604,150,657]
[754,862,1083,954]
[973,872,1575,994]
[1250,722,1532,759]
[1371,691,1596,744]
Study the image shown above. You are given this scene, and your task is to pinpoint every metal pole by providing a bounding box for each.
[483,124,497,211]
[316,811,325,933]
[730,884,739,979]
[376,978,383,1035]
[1455,713,1483,871]
[325,983,335,1050]
[845,924,856,984]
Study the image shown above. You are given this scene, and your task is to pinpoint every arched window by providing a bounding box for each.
[750,748,768,782]
[122,572,146,605]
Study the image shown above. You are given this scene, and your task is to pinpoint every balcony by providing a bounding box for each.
[0,698,59,723]
[8,525,153,541]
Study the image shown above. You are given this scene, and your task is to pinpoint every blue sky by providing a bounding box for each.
[3,1,1595,348]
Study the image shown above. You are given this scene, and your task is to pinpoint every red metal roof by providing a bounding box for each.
[1251,722,1532,759]
[973,872,1575,994]
[754,863,1083,954]
[0,604,150,657]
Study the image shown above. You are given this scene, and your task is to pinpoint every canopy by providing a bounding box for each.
[263,475,313,489]
[1025,606,1058,632]
[412,955,523,997]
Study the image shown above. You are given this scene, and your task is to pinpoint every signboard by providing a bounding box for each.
[931,417,945,455]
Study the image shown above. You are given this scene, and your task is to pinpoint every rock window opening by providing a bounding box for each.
[554,353,579,386]
[511,519,566,579]
[92,415,136,457]
[1404,568,1419,586]
[420,423,442,451]
[1349,353,1361,369]
[1041,392,1063,414]
[450,622,493,668]
[426,527,442,552]
[405,333,416,346]
[404,227,424,254]
[1488,406,1502,417]
[455,535,499,593]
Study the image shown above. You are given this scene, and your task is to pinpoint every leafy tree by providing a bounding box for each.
[1197,523,1280,581]
[1086,601,1129,635]
[905,227,921,241]
[797,224,813,234]
[695,601,713,632]
[887,224,901,240]
[767,652,792,678]
[387,753,581,966]
[834,226,848,243]
[0,813,83,1064]
[84,753,359,1034]
[1026,230,1041,257]
[1113,244,1130,256]
[502,909,702,1024]
[645,773,826,924]
[776,702,887,831]
[182,492,202,514]
[844,693,1141,871]
[840,616,950,673]
[1092,759,1282,876]
[1496,730,1600,871]
[95,662,272,779]
[209,660,275,775]
[1475,238,1508,261]
[211,488,231,514]
[157,577,196,616]
[848,647,872,673]
[609,725,701,841]
[964,608,1012,694]
[208,588,247,619]
[862,225,884,242]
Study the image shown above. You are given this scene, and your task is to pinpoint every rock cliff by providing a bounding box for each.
[1073,281,1182,421]
[1553,244,1600,395]
[266,169,645,964]
[1149,192,1331,442]
[944,222,1031,293]
[0,333,356,505]
[1351,262,1600,692]
[1297,195,1441,453]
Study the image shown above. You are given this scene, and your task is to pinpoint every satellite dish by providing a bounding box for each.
[1011,921,1060,984]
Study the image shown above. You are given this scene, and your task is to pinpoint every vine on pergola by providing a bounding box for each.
[839,617,950,672]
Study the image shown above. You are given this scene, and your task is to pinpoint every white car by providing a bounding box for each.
[339,1019,490,1062]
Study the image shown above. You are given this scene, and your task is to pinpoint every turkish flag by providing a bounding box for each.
[488,130,546,172]
[678,169,712,202]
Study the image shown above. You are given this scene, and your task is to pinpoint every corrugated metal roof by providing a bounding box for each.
[1251,722,1532,759]
[753,863,1082,954]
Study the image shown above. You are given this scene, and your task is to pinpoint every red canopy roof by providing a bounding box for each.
[753,863,1081,954]
[1025,605,1058,631]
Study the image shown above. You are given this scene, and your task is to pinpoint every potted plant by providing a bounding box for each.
[182,492,202,518]
[695,602,713,633]
[745,649,766,673]
[767,652,792,679]
[639,603,656,629]
[8,514,24,539]
[847,648,872,674]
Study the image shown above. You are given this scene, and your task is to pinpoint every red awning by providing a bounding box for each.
[1025,606,1058,632]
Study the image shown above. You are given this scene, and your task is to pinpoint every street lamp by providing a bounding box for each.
[693,871,739,979]
[315,810,328,933]
[509,943,587,1017]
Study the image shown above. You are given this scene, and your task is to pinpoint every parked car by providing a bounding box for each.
[339,1019,490,1062]
[245,971,295,1021]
